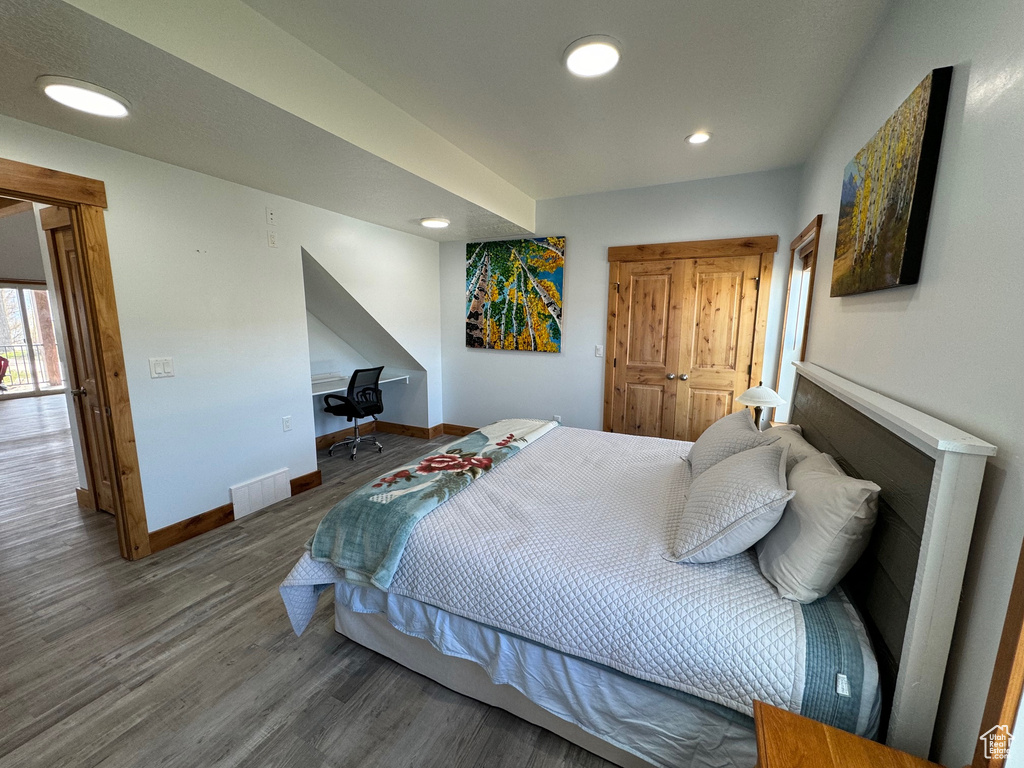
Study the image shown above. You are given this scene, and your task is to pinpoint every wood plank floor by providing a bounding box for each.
[0,409,614,768]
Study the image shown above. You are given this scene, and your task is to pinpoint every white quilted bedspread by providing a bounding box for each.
[384,426,807,717]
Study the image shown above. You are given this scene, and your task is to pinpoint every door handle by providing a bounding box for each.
[679,374,689,381]
[666,373,676,380]
[71,387,87,397]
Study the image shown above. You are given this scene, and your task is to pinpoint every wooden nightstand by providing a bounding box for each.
[753,701,943,768]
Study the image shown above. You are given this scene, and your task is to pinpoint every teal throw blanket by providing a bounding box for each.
[309,418,558,589]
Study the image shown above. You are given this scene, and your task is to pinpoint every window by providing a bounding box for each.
[0,284,64,395]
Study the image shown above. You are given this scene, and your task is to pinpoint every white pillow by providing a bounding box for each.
[756,453,881,603]
[687,409,777,477]
[670,443,793,564]
[763,423,821,474]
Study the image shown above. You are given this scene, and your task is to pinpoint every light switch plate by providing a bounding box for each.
[267,230,278,248]
[149,357,174,378]
[266,206,277,226]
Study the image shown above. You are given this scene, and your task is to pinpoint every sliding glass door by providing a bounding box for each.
[0,284,64,396]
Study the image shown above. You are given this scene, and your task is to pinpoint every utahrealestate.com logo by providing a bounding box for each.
[980,725,1013,760]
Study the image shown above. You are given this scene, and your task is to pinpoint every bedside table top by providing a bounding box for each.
[753,701,943,768]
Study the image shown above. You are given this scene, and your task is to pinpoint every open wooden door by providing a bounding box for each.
[41,206,117,514]
[0,157,150,559]
[604,236,776,441]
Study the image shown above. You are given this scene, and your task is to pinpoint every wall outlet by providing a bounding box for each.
[266,206,277,226]
[553,415,562,423]
[267,230,278,248]
[595,344,604,357]
[149,357,174,378]
[282,415,292,432]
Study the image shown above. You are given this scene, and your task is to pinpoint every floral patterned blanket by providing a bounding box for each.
[308,418,559,589]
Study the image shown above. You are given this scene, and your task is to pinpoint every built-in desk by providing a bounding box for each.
[311,370,410,397]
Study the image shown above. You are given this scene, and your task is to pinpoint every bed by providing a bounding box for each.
[281,363,995,766]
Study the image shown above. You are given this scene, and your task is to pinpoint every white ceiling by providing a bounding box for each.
[0,0,890,240]
[241,0,890,199]
[0,0,531,241]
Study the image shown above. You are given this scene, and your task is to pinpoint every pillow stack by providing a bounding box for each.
[763,423,820,474]
[756,453,881,603]
[671,412,882,603]
[687,409,777,476]
[670,442,793,563]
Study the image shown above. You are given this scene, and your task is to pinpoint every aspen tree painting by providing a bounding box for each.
[466,237,564,352]
[832,67,952,296]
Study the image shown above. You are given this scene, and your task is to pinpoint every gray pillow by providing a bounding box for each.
[763,423,822,474]
[670,443,794,564]
[687,409,777,477]
[756,453,881,603]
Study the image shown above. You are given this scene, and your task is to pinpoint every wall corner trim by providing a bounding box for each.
[148,503,234,553]
[440,423,477,437]
[75,487,97,511]
[290,470,322,496]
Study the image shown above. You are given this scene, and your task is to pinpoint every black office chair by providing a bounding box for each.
[323,366,385,460]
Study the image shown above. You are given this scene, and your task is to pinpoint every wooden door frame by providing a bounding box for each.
[975,536,1024,767]
[772,216,822,411]
[0,157,150,560]
[778,216,822,367]
[604,235,778,432]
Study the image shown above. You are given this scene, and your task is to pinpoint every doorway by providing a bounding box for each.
[0,197,96,542]
[0,158,149,559]
[603,235,777,440]
[0,283,64,397]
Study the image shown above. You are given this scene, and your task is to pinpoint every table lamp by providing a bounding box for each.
[736,383,786,430]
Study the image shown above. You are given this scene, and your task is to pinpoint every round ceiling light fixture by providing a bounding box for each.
[420,217,450,229]
[37,76,130,118]
[563,35,621,78]
[685,131,712,145]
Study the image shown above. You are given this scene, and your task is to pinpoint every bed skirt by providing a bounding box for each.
[333,593,759,768]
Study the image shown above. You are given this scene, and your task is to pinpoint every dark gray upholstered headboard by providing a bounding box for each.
[786,363,995,758]
[790,373,931,738]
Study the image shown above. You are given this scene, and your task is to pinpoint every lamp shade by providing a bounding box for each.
[736,384,786,408]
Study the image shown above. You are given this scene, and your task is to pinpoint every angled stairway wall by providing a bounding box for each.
[302,247,434,437]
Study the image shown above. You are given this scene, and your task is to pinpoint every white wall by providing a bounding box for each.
[793,0,1024,763]
[306,312,370,377]
[440,167,801,429]
[0,113,442,532]
[0,207,46,282]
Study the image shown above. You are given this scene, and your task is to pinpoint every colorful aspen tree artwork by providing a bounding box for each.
[466,237,564,352]
[832,68,952,296]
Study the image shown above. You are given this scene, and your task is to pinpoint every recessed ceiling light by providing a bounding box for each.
[37,75,130,118]
[564,35,621,78]
[420,217,450,229]
[686,131,712,145]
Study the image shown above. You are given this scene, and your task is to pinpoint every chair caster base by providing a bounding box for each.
[326,431,382,461]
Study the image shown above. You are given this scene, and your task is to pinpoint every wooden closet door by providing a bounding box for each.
[607,260,685,437]
[673,255,762,441]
